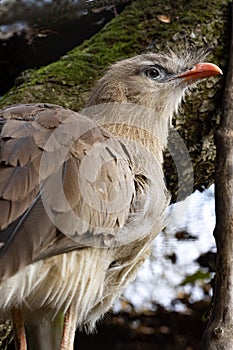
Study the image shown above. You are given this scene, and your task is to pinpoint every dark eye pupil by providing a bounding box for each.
[146,68,160,79]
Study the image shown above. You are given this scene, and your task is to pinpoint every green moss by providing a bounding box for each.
[0,0,230,344]
[0,0,230,195]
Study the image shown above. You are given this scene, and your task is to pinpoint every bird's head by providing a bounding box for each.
[86,48,222,122]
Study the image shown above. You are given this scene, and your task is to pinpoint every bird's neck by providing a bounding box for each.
[104,122,166,164]
[81,102,170,162]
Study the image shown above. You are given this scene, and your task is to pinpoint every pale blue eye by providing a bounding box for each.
[145,67,160,79]
[144,65,168,82]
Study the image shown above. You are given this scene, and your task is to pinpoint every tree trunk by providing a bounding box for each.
[0,1,231,348]
[0,0,230,196]
[201,4,233,349]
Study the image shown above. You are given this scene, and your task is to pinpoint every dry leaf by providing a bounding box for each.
[157,14,171,23]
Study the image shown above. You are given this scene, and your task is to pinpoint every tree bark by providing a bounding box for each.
[0,0,230,197]
[0,1,231,348]
[201,3,233,349]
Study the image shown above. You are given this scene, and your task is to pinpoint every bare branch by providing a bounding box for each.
[201,3,233,349]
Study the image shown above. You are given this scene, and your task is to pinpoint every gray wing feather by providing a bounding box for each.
[0,103,134,280]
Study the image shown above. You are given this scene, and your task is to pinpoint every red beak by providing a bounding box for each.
[177,62,223,82]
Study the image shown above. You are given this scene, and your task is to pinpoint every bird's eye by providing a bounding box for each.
[145,67,161,80]
[143,65,169,82]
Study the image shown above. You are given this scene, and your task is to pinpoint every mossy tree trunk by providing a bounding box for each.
[0,0,230,195]
[0,0,231,349]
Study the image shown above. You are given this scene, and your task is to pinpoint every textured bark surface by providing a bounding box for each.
[201,4,233,349]
[0,0,230,198]
[0,1,230,348]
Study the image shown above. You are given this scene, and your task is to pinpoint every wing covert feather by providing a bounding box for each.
[0,103,135,279]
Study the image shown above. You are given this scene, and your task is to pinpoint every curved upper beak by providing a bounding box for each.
[177,63,223,82]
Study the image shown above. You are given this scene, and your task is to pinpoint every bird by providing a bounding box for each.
[0,48,222,350]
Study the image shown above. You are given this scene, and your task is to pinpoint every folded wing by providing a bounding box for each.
[0,103,135,280]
